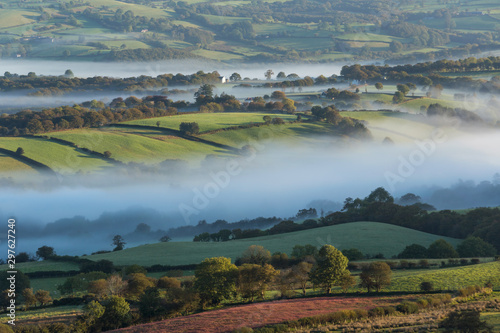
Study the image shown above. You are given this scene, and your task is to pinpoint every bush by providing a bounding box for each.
[369,306,385,317]
[420,281,434,292]
[179,122,200,135]
[396,301,419,314]
[416,298,428,308]
[382,306,396,316]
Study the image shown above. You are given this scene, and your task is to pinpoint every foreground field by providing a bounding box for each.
[83,222,461,266]
[112,294,418,333]
[387,261,500,292]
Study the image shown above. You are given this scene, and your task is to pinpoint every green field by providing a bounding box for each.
[0,137,112,173]
[340,111,443,142]
[0,153,36,174]
[0,305,82,324]
[48,127,231,165]
[387,261,500,292]
[125,113,298,132]
[202,121,344,147]
[9,260,80,274]
[79,222,462,266]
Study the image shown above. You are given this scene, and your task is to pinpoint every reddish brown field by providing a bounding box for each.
[113,295,416,333]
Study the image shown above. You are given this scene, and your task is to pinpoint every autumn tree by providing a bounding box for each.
[291,261,313,296]
[22,288,36,309]
[34,290,52,306]
[239,245,271,265]
[237,264,278,302]
[309,245,349,294]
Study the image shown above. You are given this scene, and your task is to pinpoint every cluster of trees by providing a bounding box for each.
[426,103,483,124]
[324,187,500,252]
[0,96,179,136]
[340,57,500,93]
[0,70,222,94]
[383,22,450,48]
[169,217,282,239]
[310,105,372,139]
[399,237,497,259]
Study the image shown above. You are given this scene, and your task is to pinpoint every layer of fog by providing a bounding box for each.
[0,59,345,79]
[1,126,500,256]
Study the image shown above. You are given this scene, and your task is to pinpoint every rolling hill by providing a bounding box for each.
[82,222,462,266]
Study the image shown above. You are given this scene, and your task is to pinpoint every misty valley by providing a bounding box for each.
[1,0,500,331]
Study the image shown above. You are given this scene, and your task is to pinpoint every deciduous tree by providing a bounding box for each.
[309,245,349,294]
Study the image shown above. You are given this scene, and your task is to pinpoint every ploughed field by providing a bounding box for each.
[112,295,418,333]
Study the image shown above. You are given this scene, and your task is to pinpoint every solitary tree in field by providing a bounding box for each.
[265,69,274,80]
[103,151,112,159]
[309,244,349,294]
[230,72,242,81]
[359,262,392,292]
[64,69,74,78]
[112,235,126,251]
[159,235,171,242]
[179,122,200,135]
[375,82,383,91]
[397,84,410,96]
[16,147,24,155]
[36,246,55,260]
[393,91,405,103]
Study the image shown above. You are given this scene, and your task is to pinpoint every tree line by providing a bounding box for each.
[193,187,500,254]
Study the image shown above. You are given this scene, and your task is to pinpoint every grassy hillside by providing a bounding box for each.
[388,261,500,292]
[48,127,232,165]
[82,222,462,266]
[0,152,37,174]
[341,110,465,143]
[0,136,113,173]
[0,112,357,173]
[125,113,298,132]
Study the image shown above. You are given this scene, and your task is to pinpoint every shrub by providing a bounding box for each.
[420,281,434,292]
[416,298,429,308]
[369,307,385,317]
[382,306,396,316]
[396,301,419,314]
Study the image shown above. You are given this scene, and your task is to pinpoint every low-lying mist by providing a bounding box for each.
[1,125,500,257]
[0,59,345,80]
